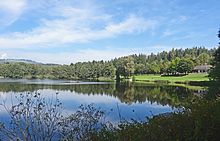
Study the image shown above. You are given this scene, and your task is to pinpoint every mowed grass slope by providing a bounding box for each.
[135,73,209,82]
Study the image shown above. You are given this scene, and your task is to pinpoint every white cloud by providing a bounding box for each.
[0,1,160,63]
[0,0,26,12]
[0,53,7,59]
[0,0,27,26]
[105,15,157,34]
[162,30,177,37]
[0,3,157,49]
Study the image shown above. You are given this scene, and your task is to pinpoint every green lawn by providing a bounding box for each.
[135,73,209,82]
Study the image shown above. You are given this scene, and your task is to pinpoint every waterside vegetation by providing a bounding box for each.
[0,47,215,83]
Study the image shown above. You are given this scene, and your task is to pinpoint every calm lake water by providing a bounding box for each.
[0,79,206,124]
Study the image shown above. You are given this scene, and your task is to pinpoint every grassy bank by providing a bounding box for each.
[135,73,209,83]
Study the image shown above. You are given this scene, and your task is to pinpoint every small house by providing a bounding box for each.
[193,65,212,73]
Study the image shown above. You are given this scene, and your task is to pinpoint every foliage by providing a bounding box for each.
[177,58,194,74]
[92,100,220,141]
[197,53,211,65]
[167,57,180,75]
[0,47,215,80]
[60,104,106,141]
[0,94,107,141]
[0,61,115,80]
[132,47,214,75]
[209,29,220,81]
[0,92,63,141]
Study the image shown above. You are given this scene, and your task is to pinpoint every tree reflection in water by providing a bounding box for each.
[0,82,203,108]
[0,81,219,140]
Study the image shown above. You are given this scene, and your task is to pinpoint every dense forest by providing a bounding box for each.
[0,47,216,80]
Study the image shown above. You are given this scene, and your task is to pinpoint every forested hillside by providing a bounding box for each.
[0,47,215,80]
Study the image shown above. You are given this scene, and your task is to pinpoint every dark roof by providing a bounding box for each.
[193,65,212,70]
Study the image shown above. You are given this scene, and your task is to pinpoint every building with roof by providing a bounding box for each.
[193,65,212,73]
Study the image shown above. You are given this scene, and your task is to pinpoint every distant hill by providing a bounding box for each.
[0,59,43,64]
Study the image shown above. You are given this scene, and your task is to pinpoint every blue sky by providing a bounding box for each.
[0,0,219,64]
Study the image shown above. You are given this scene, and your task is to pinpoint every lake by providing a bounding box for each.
[0,79,206,125]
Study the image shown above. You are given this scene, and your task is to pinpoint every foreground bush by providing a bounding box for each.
[92,100,220,141]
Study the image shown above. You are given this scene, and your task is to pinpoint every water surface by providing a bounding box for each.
[0,79,206,124]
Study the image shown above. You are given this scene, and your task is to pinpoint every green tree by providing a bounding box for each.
[160,60,170,74]
[177,58,194,74]
[115,58,126,80]
[125,56,135,78]
[134,63,145,74]
[210,29,220,81]
[197,53,210,65]
[149,61,160,74]
[102,62,115,79]
[168,57,180,75]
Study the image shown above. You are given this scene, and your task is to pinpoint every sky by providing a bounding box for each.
[0,0,219,64]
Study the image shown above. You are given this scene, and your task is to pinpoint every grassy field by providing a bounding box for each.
[135,73,209,83]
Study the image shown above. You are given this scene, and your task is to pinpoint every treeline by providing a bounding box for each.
[130,47,215,75]
[0,61,115,80]
[114,47,215,77]
[0,47,215,80]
